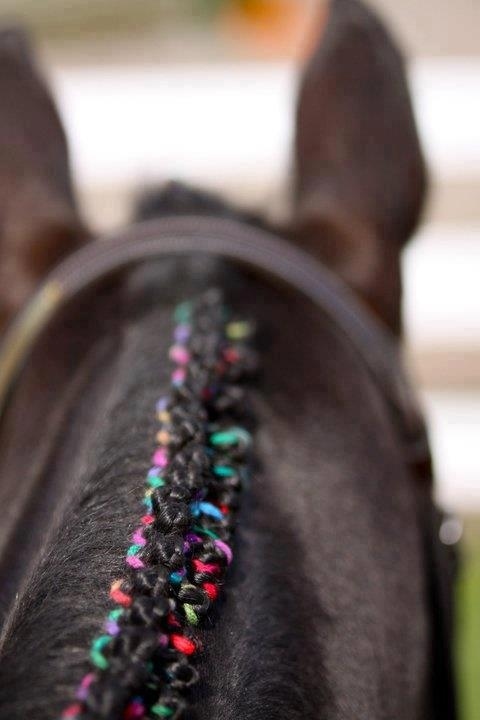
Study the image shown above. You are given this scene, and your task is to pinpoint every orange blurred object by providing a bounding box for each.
[220,0,329,60]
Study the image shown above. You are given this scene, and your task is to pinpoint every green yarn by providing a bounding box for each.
[193,525,220,540]
[127,544,143,556]
[107,608,123,621]
[213,465,235,478]
[226,320,252,340]
[90,635,112,670]
[183,603,199,626]
[174,301,192,324]
[151,704,174,718]
[210,427,251,448]
[147,475,165,488]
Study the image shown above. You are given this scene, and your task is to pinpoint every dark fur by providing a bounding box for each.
[293,0,427,333]
[0,2,451,719]
[0,27,88,331]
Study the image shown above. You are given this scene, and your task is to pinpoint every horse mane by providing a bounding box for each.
[60,288,257,719]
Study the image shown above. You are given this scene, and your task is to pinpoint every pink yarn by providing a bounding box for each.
[152,448,168,468]
[124,700,146,719]
[214,540,233,565]
[62,704,82,719]
[76,673,95,701]
[132,529,146,546]
[172,368,186,385]
[169,345,190,365]
[158,633,169,648]
[126,555,145,569]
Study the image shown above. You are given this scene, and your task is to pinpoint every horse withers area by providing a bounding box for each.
[0,2,457,719]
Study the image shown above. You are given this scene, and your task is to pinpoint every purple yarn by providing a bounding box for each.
[156,397,169,413]
[186,533,201,544]
[158,634,169,648]
[214,539,233,565]
[174,324,191,343]
[76,686,89,702]
[148,466,162,478]
[76,674,95,701]
[105,620,120,636]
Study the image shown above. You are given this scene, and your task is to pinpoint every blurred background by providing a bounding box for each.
[0,0,478,716]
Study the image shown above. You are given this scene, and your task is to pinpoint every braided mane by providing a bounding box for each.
[61,289,256,720]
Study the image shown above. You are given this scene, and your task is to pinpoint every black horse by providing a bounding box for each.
[0,2,456,719]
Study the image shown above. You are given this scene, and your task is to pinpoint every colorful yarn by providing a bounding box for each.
[191,559,220,575]
[202,583,219,601]
[76,674,95,702]
[152,448,168,468]
[183,604,199,626]
[90,636,112,670]
[214,540,233,565]
[60,290,256,720]
[170,634,197,656]
[109,579,132,608]
[151,705,174,718]
[226,320,253,340]
[126,555,145,570]
[209,427,252,449]
[124,699,146,719]
[190,501,224,521]
[62,704,83,719]
[132,529,146,546]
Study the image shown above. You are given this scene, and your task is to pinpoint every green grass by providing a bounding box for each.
[456,516,480,720]
[456,515,480,720]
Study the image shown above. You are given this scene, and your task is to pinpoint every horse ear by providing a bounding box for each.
[0,27,89,330]
[292,0,428,334]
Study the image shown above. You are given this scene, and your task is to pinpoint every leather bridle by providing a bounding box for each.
[0,214,432,485]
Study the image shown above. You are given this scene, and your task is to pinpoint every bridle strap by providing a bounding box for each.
[0,215,432,483]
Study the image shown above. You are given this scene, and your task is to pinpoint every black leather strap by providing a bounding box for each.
[426,503,458,720]
[0,214,431,484]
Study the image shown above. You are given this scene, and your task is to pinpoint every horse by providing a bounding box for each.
[0,2,457,719]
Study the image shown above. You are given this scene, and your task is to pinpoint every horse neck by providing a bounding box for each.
[0,262,430,719]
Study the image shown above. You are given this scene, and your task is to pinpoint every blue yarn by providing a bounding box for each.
[198,502,224,520]
[190,501,223,520]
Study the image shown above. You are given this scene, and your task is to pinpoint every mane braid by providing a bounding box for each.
[61,288,257,720]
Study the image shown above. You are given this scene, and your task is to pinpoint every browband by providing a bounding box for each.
[0,215,431,481]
